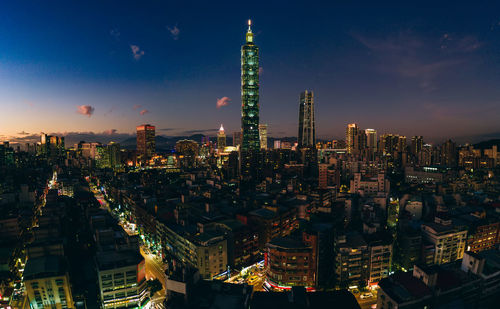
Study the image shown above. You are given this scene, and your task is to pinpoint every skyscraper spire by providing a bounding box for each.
[241,19,259,151]
[246,19,254,43]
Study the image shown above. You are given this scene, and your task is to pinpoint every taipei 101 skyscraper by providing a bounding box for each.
[240,20,261,182]
[241,19,260,152]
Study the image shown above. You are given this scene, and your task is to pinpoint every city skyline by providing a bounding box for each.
[2,1,500,143]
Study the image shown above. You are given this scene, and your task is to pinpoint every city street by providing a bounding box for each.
[225,261,266,291]
[88,179,167,308]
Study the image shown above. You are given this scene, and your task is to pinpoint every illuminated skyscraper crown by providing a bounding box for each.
[246,19,253,43]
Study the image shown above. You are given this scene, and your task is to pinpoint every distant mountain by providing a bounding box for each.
[120,135,310,152]
[473,139,500,150]
[120,134,212,152]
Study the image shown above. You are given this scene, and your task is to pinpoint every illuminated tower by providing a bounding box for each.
[136,124,155,161]
[241,19,260,151]
[259,124,267,150]
[217,124,226,151]
[298,90,315,148]
[365,129,377,152]
[346,123,359,154]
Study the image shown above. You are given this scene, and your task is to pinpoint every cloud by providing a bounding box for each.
[24,101,35,108]
[440,34,481,52]
[352,31,478,91]
[159,128,178,132]
[216,97,231,109]
[167,25,180,40]
[17,131,30,135]
[76,105,95,117]
[133,104,142,110]
[110,28,120,40]
[140,109,149,115]
[130,45,145,60]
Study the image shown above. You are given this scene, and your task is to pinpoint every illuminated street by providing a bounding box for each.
[88,179,167,308]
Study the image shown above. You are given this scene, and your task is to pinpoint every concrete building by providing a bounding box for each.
[350,172,389,196]
[265,236,317,288]
[421,217,468,265]
[335,232,369,288]
[96,251,148,309]
[24,256,75,309]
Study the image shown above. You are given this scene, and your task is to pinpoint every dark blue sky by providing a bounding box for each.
[1,1,500,143]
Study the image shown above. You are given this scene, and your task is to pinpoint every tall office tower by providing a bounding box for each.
[259,124,268,150]
[440,139,458,167]
[298,90,315,148]
[365,129,377,152]
[217,124,226,151]
[241,19,260,151]
[411,136,424,156]
[397,135,407,152]
[346,123,359,154]
[233,131,242,148]
[240,20,261,183]
[136,124,155,161]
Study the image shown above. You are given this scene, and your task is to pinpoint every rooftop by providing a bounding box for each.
[23,255,67,280]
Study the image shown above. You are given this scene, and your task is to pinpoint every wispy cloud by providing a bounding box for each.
[130,44,145,60]
[140,109,149,115]
[159,128,178,132]
[76,105,95,117]
[110,28,120,40]
[440,34,481,52]
[24,101,35,108]
[167,25,180,40]
[216,97,231,109]
[352,31,480,91]
[17,131,30,135]
[133,104,142,110]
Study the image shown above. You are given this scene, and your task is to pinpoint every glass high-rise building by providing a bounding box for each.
[298,90,315,148]
[346,123,359,154]
[136,124,155,161]
[241,20,260,151]
[365,129,377,152]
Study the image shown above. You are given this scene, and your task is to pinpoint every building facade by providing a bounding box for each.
[259,124,268,150]
[136,124,155,162]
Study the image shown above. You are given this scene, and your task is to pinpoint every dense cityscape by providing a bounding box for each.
[1,3,500,309]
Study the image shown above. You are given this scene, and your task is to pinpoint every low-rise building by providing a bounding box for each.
[24,255,75,309]
[96,251,148,309]
[265,236,317,288]
[377,263,481,309]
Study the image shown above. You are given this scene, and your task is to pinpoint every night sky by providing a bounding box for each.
[1,1,500,143]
